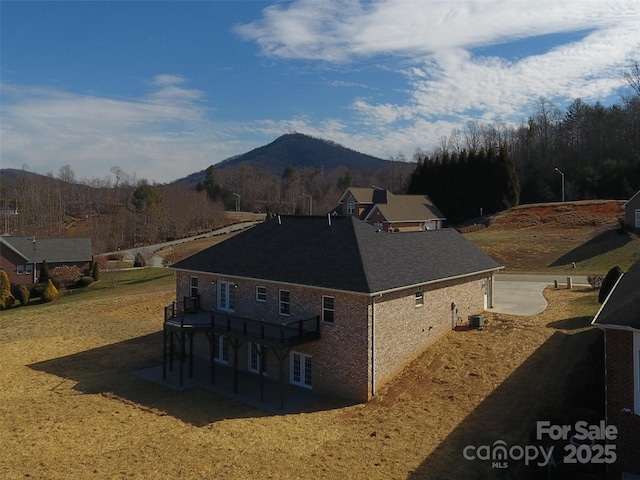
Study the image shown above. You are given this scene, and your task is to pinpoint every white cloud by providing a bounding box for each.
[237,0,640,157]
[0,79,242,183]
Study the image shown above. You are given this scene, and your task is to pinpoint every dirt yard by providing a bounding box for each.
[0,277,604,479]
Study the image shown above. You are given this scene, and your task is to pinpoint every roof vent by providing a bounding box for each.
[327,213,331,226]
[277,215,281,225]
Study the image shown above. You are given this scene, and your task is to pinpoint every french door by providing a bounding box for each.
[290,351,312,389]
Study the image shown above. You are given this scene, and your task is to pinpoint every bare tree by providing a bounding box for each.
[624,61,640,96]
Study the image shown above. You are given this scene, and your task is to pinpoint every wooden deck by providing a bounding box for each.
[163,298,321,347]
[162,297,321,407]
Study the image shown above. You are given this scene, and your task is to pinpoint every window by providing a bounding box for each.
[290,351,312,389]
[248,343,268,375]
[347,196,355,215]
[26,264,33,275]
[635,209,640,228]
[218,281,236,312]
[415,291,424,307]
[256,286,267,302]
[279,290,290,316]
[322,296,334,323]
[214,335,229,364]
[189,276,198,297]
[17,265,24,274]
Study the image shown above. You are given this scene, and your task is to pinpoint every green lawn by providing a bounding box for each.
[1,267,174,319]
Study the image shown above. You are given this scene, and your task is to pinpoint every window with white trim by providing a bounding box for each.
[17,265,24,274]
[415,290,424,307]
[26,264,33,275]
[256,286,267,302]
[248,343,268,375]
[322,295,334,323]
[214,335,229,364]
[279,289,290,316]
[218,281,236,312]
[189,276,198,297]
[290,351,312,389]
[347,197,355,215]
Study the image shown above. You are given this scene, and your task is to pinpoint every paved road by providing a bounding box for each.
[490,273,590,316]
[102,221,261,267]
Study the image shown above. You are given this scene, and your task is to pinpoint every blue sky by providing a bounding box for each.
[2,1,639,184]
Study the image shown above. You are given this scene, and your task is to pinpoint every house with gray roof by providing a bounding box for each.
[592,260,640,479]
[0,236,93,286]
[623,189,640,233]
[166,215,501,403]
[334,187,446,232]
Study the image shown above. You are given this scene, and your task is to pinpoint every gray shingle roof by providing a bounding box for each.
[172,216,502,294]
[592,261,640,331]
[0,236,93,263]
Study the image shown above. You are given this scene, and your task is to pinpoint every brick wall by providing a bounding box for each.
[176,271,492,403]
[603,329,640,478]
[372,274,489,394]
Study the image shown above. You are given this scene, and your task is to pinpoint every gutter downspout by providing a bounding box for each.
[371,296,376,398]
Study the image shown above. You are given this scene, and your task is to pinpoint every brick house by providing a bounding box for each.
[333,187,446,232]
[0,236,93,286]
[591,260,640,479]
[166,215,501,403]
[623,190,640,233]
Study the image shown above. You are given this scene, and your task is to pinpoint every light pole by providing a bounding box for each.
[554,168,565,202]
[301,194,312,215]
[31,236,37,283]
[232,193,240,212]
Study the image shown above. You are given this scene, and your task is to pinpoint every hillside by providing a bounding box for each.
[465,200,639,274]
[175,133,391,184]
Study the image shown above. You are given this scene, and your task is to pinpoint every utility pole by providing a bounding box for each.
[554,168,565,202]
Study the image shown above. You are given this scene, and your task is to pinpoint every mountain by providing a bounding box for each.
[174,133,390,184]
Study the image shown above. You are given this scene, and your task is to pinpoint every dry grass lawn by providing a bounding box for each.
[1,278,603,480]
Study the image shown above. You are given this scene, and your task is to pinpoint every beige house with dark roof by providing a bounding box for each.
[165,216,500,405]
[334,187,446,232]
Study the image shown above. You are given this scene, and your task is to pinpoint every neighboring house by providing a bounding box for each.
[0,236,93,286]
[166,215,501,403]
[591,260,640,479]
[333,187,446,232]
[623,190,640,233]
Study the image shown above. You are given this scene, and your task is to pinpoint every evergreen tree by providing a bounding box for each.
[0,270,15,309]
[39,260,50,284]
[599,266,623,303]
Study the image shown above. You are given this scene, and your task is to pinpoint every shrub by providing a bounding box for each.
[50,265,82,288]
[42,279,59,303]
[133,252,146,267]
[0,271,15,309]
[91,262,100,281]
[11,283,31,306]
[75,276,94,287]
[598,266,623,303]
[587,275,603,290]
[30,282,45,299]
[18,285,31,305]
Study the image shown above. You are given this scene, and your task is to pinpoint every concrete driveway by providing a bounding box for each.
[489,274,590,316]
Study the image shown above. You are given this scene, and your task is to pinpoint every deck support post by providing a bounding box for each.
[162,328,167,380]
[189,333,194,378]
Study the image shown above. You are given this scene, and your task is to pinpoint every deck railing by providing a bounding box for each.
[164,300,320,345]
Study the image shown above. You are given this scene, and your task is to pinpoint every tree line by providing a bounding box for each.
[408,145,520,223]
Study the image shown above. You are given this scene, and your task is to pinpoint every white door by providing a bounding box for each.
[290,351,312,389]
